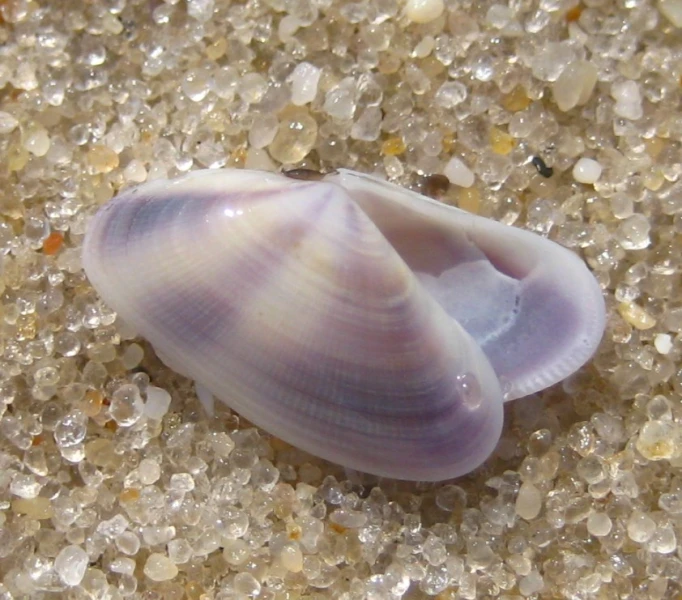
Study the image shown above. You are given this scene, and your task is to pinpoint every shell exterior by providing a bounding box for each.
[82,168,605,481]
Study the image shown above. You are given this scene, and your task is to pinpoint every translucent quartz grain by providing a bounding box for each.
[610,193,634,219]
[87,145,119,174]
[144,553,178,582]
[208,432,236,457]
[54,545,89,586]
[121,343,144,369]
[434,81,468,108]
[116,532,141,555]
[144,386,172,420]
[12,497,53,519]
[587,512,612,537]
[81,390,103,417]
[223,539,250,566]
[238,73,268,105]
[110,557,135,575]
[268,109,318,163]
[618,302,656,330]
[636,421,677,459]
[142,526,176,546]
[182,68,212,102]
[234,572,261,596]
[654,334,673,354]
[552,61,598,112]
[665,308,682,331]
[443,158,475,187]
[617,214,651,250]
[23,126,51,157]
[616,283,639,302]
[324,79,357,120]
[0,111,19,133]
[489,127,515,155]
[649,524,677,554]
[278,16,300,43]
[350,107,382,141]
[84,439,117,468]
[109,384,144,426]
[485,4,513,28]
[123,160,147,184]
[245,148,277,171]
[405,0,445,23]
[168,539,193,564]
[54,411,87,448]
[502,87,532,112]
[413,36,435,59]
[611,80,644,120]
[187,0,215,21]
[280,543,304,572]
[97,514,129,538]
[572,158,602,184]
[519,570,544,596]
[382,136,406,156]
[627,511,657,543]
[515,482,542,520]
[248,114,279,149]
[170,473,195,492]
[289,62,322,106]
[435,485,467,512]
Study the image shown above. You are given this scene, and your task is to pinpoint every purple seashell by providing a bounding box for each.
[82,168,605,481]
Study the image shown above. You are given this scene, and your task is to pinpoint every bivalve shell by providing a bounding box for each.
[82,168,605,481]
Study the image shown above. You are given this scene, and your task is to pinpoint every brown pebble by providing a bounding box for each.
[42,232,64,255]
[421,173,450,199]
[283,168,327,181]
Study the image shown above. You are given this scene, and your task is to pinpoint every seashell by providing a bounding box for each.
[82,168,605,481]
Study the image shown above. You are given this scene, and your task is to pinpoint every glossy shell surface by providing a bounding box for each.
[82,168,605,481]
